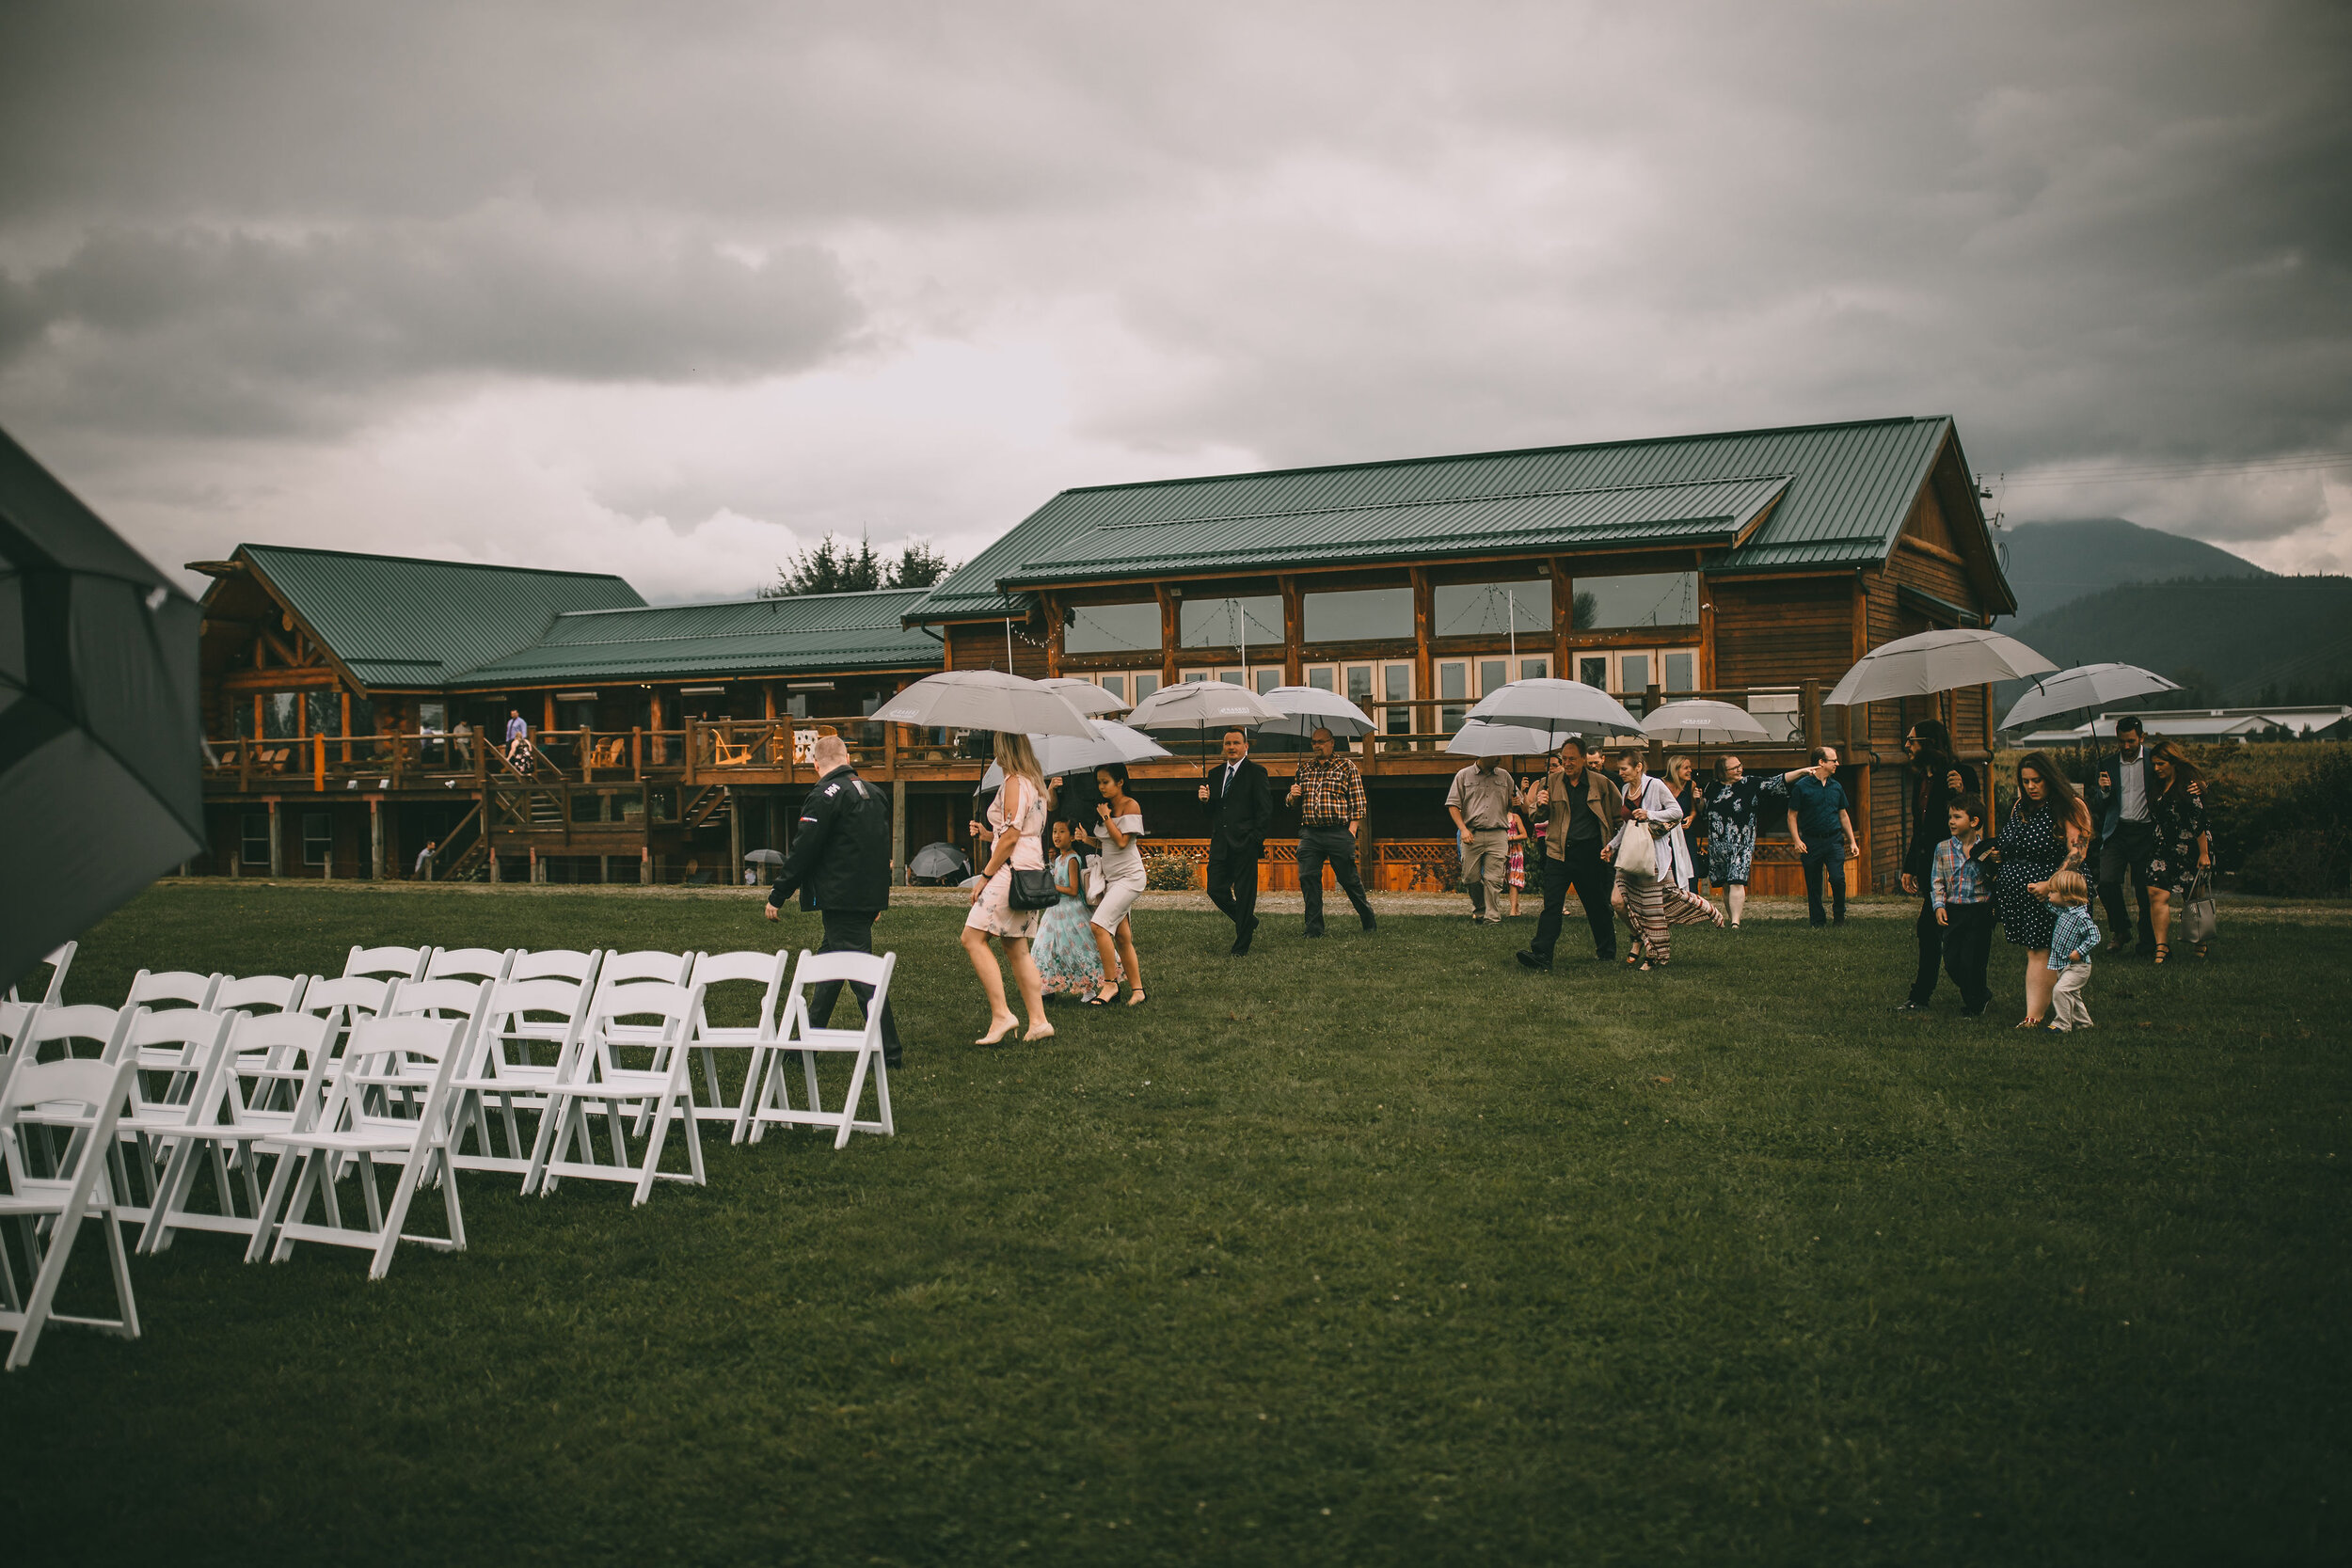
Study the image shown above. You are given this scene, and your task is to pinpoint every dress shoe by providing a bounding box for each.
[1515,950,1551,973]
[1360,916,1377,933]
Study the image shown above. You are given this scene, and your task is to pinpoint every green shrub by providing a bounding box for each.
[1143,849,1198,892]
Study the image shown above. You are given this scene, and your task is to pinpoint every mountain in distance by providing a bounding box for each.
[1996,517,2269,626]
[2006,575,2352,712]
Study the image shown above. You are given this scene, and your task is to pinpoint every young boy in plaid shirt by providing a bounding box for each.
[2043,869,2102,1033]
[1931,794,1997,1017]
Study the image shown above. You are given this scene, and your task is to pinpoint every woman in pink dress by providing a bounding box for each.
[961,733,1054,1045]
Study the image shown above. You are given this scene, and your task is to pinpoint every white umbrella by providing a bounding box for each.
[1641,699,1772,745]
[1464,677,1645,740]
[1257,684,1377,740]
[1999,662,2182,732]
[1124,678,1286,732]
[1039,675,1130,716]
[1824,626,2056,706]
[979,720,1173,784]
[875,669,1094,737]
[1445,720,1570,757]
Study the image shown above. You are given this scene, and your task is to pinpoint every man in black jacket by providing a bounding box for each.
[1199,726,1274,955]
[765,734,900,1066]
[1894,719,1979,1013]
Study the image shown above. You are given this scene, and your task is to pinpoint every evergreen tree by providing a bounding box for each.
[762,533,956,596]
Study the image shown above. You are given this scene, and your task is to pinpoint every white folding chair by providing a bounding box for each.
[424,947,515,986]
[741,951,898,1151]
[445,976,591,1186]
[294,976,398,1068]
[527,981,707,1205]
[124,969,223,1014]
[210,974,312,1020]
[140,1011,340,1257]
[0,1005,134,1110]
[4,942,76,1008]
[682,950,789,1139]
[0,1056,143,1370]
[509,949,602,986]
[343,945,431,983]
[95,1008,241,1228]
[250,1007,478,1278]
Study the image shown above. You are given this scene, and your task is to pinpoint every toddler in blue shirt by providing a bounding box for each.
[2043,869,2100,1032]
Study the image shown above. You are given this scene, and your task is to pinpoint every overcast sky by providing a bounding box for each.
[3,0,2347,600]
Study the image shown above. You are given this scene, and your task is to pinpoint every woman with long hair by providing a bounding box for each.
[1983,751,2093,1026]
[1087,763,1150,1006]
[1610,749,1724,969]
[961,732,1053,1044]
[2144,741,2214,963]
[1664,753,1703,895]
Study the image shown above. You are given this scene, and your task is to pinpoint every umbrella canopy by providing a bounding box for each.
[1999,663,2182,732]
[1464,677,1645,740]
[875,670,1093,738]
[979,719,1174,785]
[1123,679,1286,732]
[1444,720,1571,757]
[1257,685,1377,740]
[1038,675,1130,716]
[908,842,971,881]
[1824,626,2057,707]
[741,847,786,865]
[1640,699,1772,745]
[1,426,205,994]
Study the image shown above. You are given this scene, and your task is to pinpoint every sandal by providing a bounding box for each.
[2013,1018,2042,1029]
[1087,983,1120,1006]
[2153,944,2170,967]
[1125,990,1149,1007]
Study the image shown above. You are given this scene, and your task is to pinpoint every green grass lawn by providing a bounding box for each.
[5,883,2348,1565]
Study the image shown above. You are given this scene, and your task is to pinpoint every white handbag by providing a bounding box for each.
[1084,861,1106,905]
[1614,820,1658,879]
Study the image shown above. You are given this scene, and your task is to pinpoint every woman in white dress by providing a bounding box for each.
[1609,749,1724,969]
[961,733,1053,1045]
[1086,763,1150,1007]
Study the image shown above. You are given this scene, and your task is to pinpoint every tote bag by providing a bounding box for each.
[1614,821,1658,879]
[2184,871,2218,947]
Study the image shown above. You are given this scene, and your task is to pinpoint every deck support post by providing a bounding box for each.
[892,780,908,885]
[369,798,383,879]
[267,798,282,879]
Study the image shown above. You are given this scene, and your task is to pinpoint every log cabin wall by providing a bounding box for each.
[946,617,1051,678]
[1707,577,1853,688]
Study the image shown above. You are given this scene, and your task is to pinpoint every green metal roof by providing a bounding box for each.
[908,415,2008,620]
[236,544,644,691]
[1012,474,1791,584]
[459,588,941,687]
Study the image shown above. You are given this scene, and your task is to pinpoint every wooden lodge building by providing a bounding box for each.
[189,414,2015,896]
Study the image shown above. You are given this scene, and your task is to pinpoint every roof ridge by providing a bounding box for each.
[1049,416,1941,499]
[557,585,927,618]
[242,542,636,584]
[1092,471,1793,533]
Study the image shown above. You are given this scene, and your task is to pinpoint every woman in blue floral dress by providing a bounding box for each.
[1699,755,1808,927]
[1984,752,2092,1028]
[1032,820,1106,999]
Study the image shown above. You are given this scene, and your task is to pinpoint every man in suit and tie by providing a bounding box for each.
[1199,725,1274,955]
[2082,713,2158,954]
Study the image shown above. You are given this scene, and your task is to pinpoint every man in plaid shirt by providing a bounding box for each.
[1930,793,1996,1017]
[1285,726,1378,937]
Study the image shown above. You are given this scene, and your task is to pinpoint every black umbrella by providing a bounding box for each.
[0,427,203,994]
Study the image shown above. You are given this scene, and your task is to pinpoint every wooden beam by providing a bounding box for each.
[1042,594,1064,677]
[1697,573,1717,689]
[1409,567,1433,721]
[1549,557,1571,675]
[1279,576,1303,686]
[1157,585,1179,690]
[1898,533,1966,567]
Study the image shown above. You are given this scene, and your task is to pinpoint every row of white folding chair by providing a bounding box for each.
[738,950,897,1150]
[530,978,707,1205]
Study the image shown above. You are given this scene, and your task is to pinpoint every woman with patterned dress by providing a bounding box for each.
[1032,820,1107,998]
[1983,751,2092,1028]
[2143,741,2214,962]
[961,733,1053,1045]
[1609,751,1724,969]
[1699,756,1807,927]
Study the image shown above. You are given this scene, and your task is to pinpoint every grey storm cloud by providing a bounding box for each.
[0,210,858,434]
[0,0,2347,581]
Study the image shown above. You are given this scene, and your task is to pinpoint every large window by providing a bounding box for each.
[306,689,340,737]
[241,813,270,864]
[1064,601,1163,657]
[262,691,299,739]
[1434,579,1549,639]
[1303,587,1412,643]
[1178,595,1282,651]
[301,812,332,868]
[1576,572,1699,629]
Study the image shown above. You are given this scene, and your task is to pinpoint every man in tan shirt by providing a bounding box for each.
[1515,736,1627,970]
[1446,754,1517,924]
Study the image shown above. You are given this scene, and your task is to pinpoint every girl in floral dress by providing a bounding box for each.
[1505,809,1528,917]
[1032,820,1107,998]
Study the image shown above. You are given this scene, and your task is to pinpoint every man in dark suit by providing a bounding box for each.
[1894,718,1979,1013]
[2082,713,2158,954]
[1198,725,1274,955]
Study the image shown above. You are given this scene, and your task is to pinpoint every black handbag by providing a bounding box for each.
[1003,779,1060,911]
